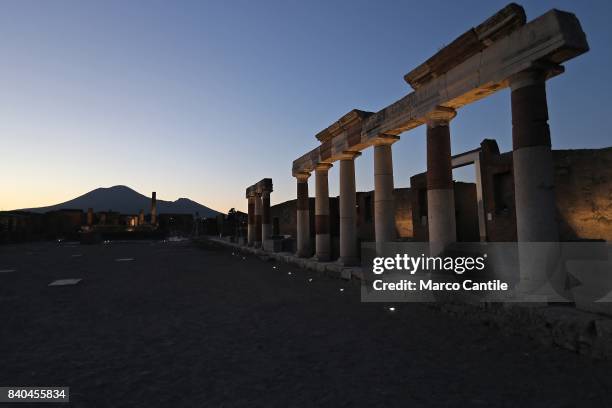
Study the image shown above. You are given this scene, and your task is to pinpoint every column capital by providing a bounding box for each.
[372,134,400,146]
[425,106,456,128]
[295,171,311,182]
[338,150,362,161]
[315,162,333,172]
[508,64,564,91]
[508,69,546,91]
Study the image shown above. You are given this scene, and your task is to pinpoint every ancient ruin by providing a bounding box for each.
[287,4,589,271]
[245,178,274,248]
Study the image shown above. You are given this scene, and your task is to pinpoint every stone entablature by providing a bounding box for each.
[292,7,588,176]
[403,3,526,89]
[245,178,273,198]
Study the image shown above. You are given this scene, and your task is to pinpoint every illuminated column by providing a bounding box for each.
[254,192,263,248]
[151,192,157,226]
[373,135,400,251]
[339,151,361,266]
[510,69,560,293]
[314,163,332,261]
[510,69,559,243]
[426,106,457,255]
[295,172,311,257]
[247,193,255,246]
[262,190,272,241]
[138,209,145,226]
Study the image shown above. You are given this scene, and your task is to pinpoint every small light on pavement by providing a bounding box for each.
[308,278,313,282]
[388,307,396,312]
[288,272,292,275]
[339,288,344,292]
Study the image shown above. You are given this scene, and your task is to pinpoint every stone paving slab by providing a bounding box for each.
[209,236,612,359]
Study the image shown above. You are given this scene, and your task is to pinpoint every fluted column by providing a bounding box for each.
[426,106,457,255]
[373,135,400,252]
[247,194,255,246]
[314,163,332,261]
[262,190,272,241]
[254,192,263,248]
[295,172,311,257]
[339,151,361,266]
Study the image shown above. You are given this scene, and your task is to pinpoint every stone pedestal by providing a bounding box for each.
[373,135,399,253]
[339,151,361,266]
[426,107,457,255]
[296,172,311,258]
[315,163,332,261]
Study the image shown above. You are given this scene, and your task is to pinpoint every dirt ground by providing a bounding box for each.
[1,240,612,407]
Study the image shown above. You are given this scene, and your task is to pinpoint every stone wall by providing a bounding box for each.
[268,144,612,246]
[480,141,612,242]
[394,188,413,239]
[554,148,612,241]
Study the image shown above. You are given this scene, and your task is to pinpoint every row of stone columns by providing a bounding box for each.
[246,181,273,247]
[294,67,558,265]
[296,142,399,266]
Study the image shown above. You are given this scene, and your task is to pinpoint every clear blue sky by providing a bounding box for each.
[0,0,609,212]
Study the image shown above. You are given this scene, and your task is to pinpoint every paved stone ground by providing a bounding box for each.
[1,240,612,407]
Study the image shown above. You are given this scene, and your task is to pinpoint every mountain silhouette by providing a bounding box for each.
[20,185,220,217]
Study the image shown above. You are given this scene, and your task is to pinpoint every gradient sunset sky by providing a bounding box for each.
[1,0,610,213]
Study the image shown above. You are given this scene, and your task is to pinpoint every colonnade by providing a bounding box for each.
[293,66,559,264]
[246,178,273,247]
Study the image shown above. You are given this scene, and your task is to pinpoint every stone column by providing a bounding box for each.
[426,106,457,255]
[151,192,157,226]
[339,151,361,266]
[510,69,559,243]
[254,192,263,248]
[314,163,332,261]
[138,209,145,226]
[295,172,311,257]
[373,135,400,251]
[510,69,560,294]
[247,194,255,246]
[261,190,272,241]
